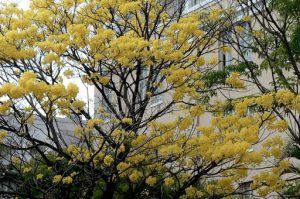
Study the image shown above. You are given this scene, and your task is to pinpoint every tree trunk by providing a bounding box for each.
[102,183,115,199]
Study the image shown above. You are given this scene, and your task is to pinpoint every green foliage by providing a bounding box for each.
[290,25,300,56]
[284,180,300,197]
[202,70,228,88]
[92,180,106,199]
[273,0,300,18]
[201,62,258,89]
[288,145,300,160]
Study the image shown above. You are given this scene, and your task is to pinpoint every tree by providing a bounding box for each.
[0,0,290,198]
[205,0,300,197]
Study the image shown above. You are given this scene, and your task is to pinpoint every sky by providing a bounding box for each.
[18,0,29,9]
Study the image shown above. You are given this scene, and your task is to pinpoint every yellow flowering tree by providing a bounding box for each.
[0,0,289,198]
[203,0,300,197]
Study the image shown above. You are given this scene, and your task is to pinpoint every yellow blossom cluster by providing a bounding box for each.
[225,72,245,88]
[293,95,300,112]
[67,144,91,162]
[275,90,295,105]
[185,186,200,198]
[251,168,285,196]
[0,131,8,143]
[235,26,245,34]
[36,174,43,180]
[104,155,114,166]
[145,176,157,186]
[207,55,218,65]
[127,154,145,164]
[52,175,63,183]
[23,167,32,173]
[129,170,143,183]
[159,144,182,157]
[256,93,274,109]
[62,176,73,184]
[117,162,131,173]
[0,101,11,114]
[122,117,133,125]
[87,118,104,128]
[243,15,252,22]
[208,9,222,22]
[164,177,174,186]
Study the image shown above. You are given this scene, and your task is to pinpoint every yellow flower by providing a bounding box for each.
[146,176,157,186]
[275,90,295,105]
[129,170,143,182]
[87,118,104,127]
[207,56,218,65]
[23,167,32,173]
[63,69,74,77]
[11,156,21,164]
[104,155,114,166]
[36,174,43,180]
[146,92,152,97]
[127,154,145,164]
[117,162,131,172]
[56,156,64,161]
[67,144,78,154]
[9,86,25,99]
[279,160,290,169]
[271,147,282,157]
[122,117,133,125]
[70,171,79,177]
[52,175,63,183]
[185,186,197,198]
[164,177,174,186]
[63,0,75,8]
[208,9,221,22]
[256,93,273,109]
[207,184,216,194]
[67,83,79,98]
[235,26,244,34]
[252,30,263,38]
[179,116,192,130]
[160,144,182,157]
[49,84,66,97]
[293,95,300,112]
[0,101,10,113]
[225,72,245,89]
[98,76,110,85]
[195,56,205,67]
[0,131,8,143]
[72,100,86,110]
[268,119,288,132]
[220,45,231,53]
[243,15,252,22]
[62,176,73,184]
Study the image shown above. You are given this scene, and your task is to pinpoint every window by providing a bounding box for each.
[188,0,200,8]
[102,86,112,113]
[247,105,256,116]
[151,73,163,107]
[166,0,181,16]
[184,0,215,12]
[223,104,235,116]
[152,89,163,106]
[239,24,252,61]
[138,68,148,101]
[99,67,113,115]
[219,31,232,70]
[237,181,253,199]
